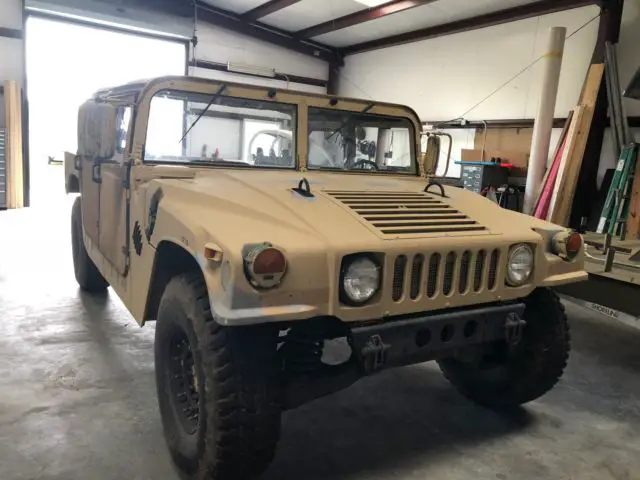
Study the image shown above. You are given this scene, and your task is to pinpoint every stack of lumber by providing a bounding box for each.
[533,64,604,225]
[3,80,24,209]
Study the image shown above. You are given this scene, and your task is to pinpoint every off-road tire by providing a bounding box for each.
[71,196,108,293]
[438,288,570,409]
[155,272,282,480]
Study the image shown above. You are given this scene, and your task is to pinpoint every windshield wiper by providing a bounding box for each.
[179,84,227,144]
[327,103,375,141]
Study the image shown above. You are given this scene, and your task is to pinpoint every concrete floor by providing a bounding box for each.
[1,201,640,480]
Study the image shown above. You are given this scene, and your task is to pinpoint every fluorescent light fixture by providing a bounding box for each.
[355,0,389,7]
[227,62,276,78]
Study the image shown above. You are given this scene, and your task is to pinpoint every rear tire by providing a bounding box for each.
[71,196,108,293]
[155,272,282,480]
[438,288,570,409]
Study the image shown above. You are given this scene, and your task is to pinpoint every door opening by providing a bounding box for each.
[25,15,187,207]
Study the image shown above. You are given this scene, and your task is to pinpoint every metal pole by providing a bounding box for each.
[524,27,566,214]
[604,53,622,158]
[605,42,625,148]
[610,44,631,144]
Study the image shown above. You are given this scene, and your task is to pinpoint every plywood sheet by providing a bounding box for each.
[474,127,533,154]
[625,151,640,239]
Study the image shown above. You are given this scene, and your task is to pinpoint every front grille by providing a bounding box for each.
[488,249,500,290]
[410,254,424,300]
[324,190,486,236]
[443,252,456,295]
[392,255,407,301]
[427,253,440,298]
[392,249,503,303]
[474,250,486,292]
[459,251,471,294]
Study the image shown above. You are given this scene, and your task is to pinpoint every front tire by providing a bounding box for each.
[438,288,570,409]
[71,196,108,293]
[155,272,282,480]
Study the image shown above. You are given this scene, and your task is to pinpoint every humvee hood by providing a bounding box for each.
[153,169,547,248]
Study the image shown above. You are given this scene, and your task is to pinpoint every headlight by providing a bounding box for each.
[506,244,534,286]
[341,257,380,305]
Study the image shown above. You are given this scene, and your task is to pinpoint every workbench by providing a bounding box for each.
[555,232,640,328]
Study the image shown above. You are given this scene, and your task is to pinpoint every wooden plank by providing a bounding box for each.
[533,110,574,213]
[535,134,567,219]
[3,80,24,209]
[547,106,585,222]
[625,149,640,239]
[548,64,604,225]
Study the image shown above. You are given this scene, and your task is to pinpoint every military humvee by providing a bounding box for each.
[67,76,587,480]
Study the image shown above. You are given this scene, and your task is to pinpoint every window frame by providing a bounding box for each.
[142,89,299,170]
[306,105,419,176]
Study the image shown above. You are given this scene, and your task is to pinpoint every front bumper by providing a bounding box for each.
[350,302,526,373]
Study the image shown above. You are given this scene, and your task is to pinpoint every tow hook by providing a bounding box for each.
[504,312,527,345]
[361,334,390,374]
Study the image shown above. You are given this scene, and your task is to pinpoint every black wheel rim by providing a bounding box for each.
[166,329,200,435]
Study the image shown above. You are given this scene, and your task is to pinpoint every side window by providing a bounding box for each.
[115,106,132,156]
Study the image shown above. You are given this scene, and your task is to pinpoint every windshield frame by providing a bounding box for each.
[307,105,418,176]
[142,87,298,170]
[131,77,423,176]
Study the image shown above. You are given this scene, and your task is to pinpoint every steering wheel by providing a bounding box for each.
[351,159,379,171]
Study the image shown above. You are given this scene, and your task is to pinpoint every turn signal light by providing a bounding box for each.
[552,231,582,260]
[253,248,286,275]
[565,232,582,260]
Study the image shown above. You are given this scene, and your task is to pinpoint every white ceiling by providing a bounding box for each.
[199,0,549,48]
[263,0,364,32]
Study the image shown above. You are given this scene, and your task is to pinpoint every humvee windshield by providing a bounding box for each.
[144,89,415,174]
[307,106,415,174]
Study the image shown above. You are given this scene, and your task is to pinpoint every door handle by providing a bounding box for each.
[92,162,102,184]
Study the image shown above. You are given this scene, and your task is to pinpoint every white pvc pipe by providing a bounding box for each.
[523,27,566,214]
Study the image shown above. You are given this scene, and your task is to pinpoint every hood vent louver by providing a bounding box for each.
[324,190,486,236]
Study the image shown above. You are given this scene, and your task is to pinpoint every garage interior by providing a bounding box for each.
[1,0,640,479]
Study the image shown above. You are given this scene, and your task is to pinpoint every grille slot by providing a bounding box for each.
[392,255,407,302]
[474,250,486,292]
[427,253,441,298]
[488,249,500,290]
[410,254,424,300]
[324,190,486,236]
[459,251,471,294]
[443,252,456,296]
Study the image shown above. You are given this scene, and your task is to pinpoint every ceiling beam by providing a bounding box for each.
[242,0,303,21]
[297,0,436,38]
[194,1,342,64]
[343,0,603,55]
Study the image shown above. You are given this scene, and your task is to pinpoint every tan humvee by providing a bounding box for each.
[67,76,586,480]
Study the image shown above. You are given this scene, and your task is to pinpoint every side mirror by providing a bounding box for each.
[77,101,117,160]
